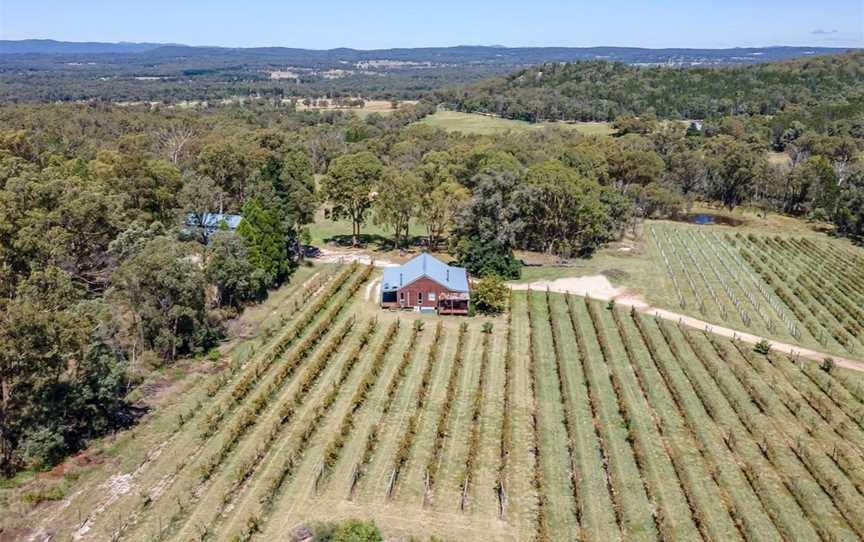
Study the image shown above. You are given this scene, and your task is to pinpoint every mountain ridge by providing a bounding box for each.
[1,39,856,66]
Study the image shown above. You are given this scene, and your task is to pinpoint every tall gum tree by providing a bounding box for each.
[322,151,383,247]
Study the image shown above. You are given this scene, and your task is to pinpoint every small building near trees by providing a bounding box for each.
[184,213,243,242]
[380,253,470,314]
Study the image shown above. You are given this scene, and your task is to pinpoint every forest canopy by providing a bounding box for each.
[436,51,864,122]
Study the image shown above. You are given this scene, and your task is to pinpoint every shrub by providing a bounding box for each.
[22,485,65,506]
[482,321,494,334]
[754,339,772,355]
[821,357,836,374]
[472,275,509,315]
[330,519,383,542]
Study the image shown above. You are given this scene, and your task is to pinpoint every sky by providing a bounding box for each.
[1,0,862,49]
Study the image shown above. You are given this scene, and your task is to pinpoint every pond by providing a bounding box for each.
[672,213,743,227]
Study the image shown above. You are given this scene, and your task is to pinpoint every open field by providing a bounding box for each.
[308,208,428,250]
[293,99,418,117]
[6,259,864,541]
[416,111,615,136]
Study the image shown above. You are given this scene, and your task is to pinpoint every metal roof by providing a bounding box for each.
[381,253,469,293]
[186,213,243,230]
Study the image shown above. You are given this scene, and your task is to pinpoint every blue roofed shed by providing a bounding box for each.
[381,253,470,314]
[185,213,243,242]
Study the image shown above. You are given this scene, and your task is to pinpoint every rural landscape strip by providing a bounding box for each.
[579,297,660,541]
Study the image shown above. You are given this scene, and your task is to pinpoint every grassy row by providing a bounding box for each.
[196,266,374,482]
[715,338,864,534]
[633,308,776,541]
[668,323,860,541]
[796,238,864,297]
[795,360,864,434]
[150,317,360,541]
[736,345,864,493]
[753,236,858,349]
[354,320,424,492]
[426,322,469,492]
[676,229,751,326]
[202,316,359,481]
[203,267,333,400]
[695,231,777,331]
[525,291,551,542]
[603,305,713,542]
[790,238,864,300]
[543,293,619,541]
[198,318,367,538]
[461,326,491,511]
[496,291,514,519]
[762,236,864,350]
[542,291,582,533]
[649,316,823,541]
[738,245,826,344]
[620,309,755,542]
[580,298,659,542]
[103,271,335,537]
[389,321,444,497]
[150,266,372,541]
[321,319,400,481]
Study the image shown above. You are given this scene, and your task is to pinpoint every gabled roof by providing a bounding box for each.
[381,253,469,293]
[186,213,243,230]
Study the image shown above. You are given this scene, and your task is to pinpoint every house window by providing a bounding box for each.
[428,292,435,301]
[400,292,405,303]
[418,291,423,304]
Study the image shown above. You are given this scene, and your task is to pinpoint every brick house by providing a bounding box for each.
[380,253,470,314]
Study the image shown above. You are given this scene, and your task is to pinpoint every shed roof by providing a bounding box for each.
[186,213,243,230]
[381,253,469,293]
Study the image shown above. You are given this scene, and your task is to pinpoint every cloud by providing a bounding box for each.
[811,29,839,35]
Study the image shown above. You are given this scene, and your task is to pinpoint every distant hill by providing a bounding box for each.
[0,39,170,55]
[0,40,855,67]
[436,50,864,122]
[0,40,857,104]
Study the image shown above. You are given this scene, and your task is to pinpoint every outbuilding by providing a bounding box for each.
[184,212,243,242]
[380,253,470,314]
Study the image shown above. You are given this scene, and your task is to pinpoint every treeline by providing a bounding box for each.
[436,51,864,122]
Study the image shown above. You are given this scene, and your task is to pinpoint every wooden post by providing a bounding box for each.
[386,468,397,501]
[349,463,360,500]
[460,477,470,512]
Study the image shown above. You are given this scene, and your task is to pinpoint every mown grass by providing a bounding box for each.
[416,111,615,136]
